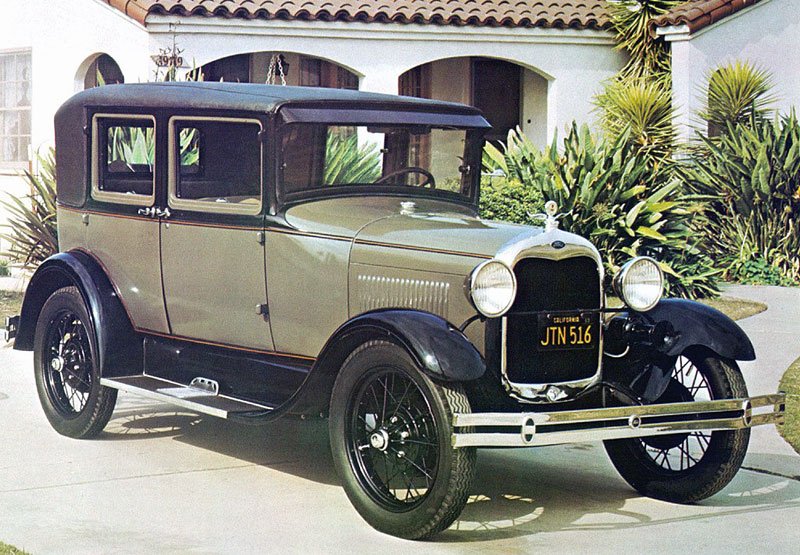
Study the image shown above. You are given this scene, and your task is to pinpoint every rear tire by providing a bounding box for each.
[604,349,750,503]
[33,286,117,439]
[329,340,476,539]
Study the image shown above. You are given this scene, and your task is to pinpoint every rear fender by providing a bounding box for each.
[14,250,142,377]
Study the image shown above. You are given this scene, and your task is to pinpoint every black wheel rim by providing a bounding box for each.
[640,355,713,472]
[43,310,93,417]
[345,367,440,512]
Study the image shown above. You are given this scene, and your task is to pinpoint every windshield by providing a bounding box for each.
[280,124,479,203]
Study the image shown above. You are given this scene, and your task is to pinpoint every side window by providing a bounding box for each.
[168,117,262,215]
[91,114,155,205]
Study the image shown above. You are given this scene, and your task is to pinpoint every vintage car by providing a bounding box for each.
[3,82,785,540]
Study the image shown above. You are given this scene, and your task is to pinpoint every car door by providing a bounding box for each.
[158,115,274,351]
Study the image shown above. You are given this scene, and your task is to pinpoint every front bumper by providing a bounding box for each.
[452,393,785,448]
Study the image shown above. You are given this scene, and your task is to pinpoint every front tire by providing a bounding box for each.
[34,286,117,439]
[604,348,750,503]
[329,340,476,539]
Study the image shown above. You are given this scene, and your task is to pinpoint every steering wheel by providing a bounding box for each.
[374,167,436,188]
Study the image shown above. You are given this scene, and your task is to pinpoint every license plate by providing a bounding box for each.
[536,313,595,351]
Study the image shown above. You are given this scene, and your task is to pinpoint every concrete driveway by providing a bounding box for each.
[1,286,799,554]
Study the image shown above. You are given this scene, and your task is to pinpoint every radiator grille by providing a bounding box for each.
[504,256,601,385]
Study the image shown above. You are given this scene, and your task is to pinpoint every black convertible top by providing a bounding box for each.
[54,82,489,208]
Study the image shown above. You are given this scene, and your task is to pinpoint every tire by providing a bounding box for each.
[604,348,750,503]
[329,340,476,539]
[33,286,117,439]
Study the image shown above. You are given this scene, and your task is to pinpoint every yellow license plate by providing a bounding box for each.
[536,313,595,351]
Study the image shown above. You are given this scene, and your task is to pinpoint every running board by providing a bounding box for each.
[100,375,274,419]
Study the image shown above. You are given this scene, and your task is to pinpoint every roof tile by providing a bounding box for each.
[652,0,762,34]
[102,1,610,29]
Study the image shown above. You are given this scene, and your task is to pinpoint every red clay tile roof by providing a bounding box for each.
[652,0,762,34]
[103,1,610,30]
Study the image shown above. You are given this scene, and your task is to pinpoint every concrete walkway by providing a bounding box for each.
[0,286,798,554]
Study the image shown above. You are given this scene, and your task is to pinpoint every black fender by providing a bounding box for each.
[14,250,142,377]
[640,299,756,361]
[233,309,485,422]
[602,299,755,404]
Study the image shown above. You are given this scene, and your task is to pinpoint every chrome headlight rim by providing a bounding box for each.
[468,259,517,318]
[614,256,664,312]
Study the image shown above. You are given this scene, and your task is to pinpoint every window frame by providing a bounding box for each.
[90,113,156,206]
[167,116,264,216]
[0,48,32,170]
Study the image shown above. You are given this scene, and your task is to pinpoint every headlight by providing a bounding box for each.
[614,256,664,312]
[468,260,517,317]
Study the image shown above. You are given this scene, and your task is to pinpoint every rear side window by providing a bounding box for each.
[91,114,155,206]
[168,117,262,215]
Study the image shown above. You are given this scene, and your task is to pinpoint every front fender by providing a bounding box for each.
[14,250,142,376]
[323,309,485,382]
[639,299,756,361]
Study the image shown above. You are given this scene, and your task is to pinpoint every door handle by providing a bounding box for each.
[154,207,171,219]
[137,207,155,217]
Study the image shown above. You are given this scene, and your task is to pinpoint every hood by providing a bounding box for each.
[284,196,539,260]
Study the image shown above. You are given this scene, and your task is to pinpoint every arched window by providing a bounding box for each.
[84,54,124,89]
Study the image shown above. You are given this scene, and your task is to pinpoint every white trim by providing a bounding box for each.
[91,113,156,207]
[146,16,617,46]
[167,116,264,216]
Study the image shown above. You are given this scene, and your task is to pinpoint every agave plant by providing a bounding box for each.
[594,77,676,161]
[679,111,800,284]
[1,148,59,270]
[323,132,382,185]
[606,0,682,80]
[484,125,719,298]
[699,61,776,134]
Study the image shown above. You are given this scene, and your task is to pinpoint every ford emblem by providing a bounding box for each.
[551,240,566,249]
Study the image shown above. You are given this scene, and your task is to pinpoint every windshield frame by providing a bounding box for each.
[275,119,486,210]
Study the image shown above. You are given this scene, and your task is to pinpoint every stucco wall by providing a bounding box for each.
[666,0,800,140]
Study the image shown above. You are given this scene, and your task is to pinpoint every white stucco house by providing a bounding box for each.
[654,0,800,140]
[0,0,797,256]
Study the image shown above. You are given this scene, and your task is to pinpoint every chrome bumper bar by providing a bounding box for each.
[2,315,18,343]
[452,393,785,448]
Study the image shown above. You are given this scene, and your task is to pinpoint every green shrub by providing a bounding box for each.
[679,112,800,285]
[700,61,776,133]
[479,175,544,225]
[484,125,719,298]
[1,148,58,270]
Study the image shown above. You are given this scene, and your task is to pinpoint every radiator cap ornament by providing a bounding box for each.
[544,200,559,232]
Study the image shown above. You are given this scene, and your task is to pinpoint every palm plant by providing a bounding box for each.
[594,77,676,161]
[323,132,382,185]
[484,125,718,298]
[699,61,776,134]
[1,148,59,270]
[606,0,682,80]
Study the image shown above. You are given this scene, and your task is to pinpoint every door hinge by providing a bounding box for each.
[256,303,269,317]
[257,231,265,245]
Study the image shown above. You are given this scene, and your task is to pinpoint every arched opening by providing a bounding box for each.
[191,52,359,89]
[80,54,125,89]
[399,57,549,147]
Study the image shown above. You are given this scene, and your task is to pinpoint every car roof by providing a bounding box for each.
[58,81,483,116]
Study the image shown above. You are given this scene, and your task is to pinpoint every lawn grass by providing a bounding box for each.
[0,291,23,322]
[779,355,800,454]
[0,543,30,555]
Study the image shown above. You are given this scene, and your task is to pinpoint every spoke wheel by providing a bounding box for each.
[605,349,750,503]
[34,286,117,439]
[347,368,439,511]
[330,341,475,539]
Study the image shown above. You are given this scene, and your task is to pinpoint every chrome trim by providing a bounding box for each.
[451,393,786,448]
[613,256,664,312]
[494,233,605,403]
[467,259,517,318]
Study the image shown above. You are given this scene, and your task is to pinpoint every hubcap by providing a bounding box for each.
[369,429,390,451]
